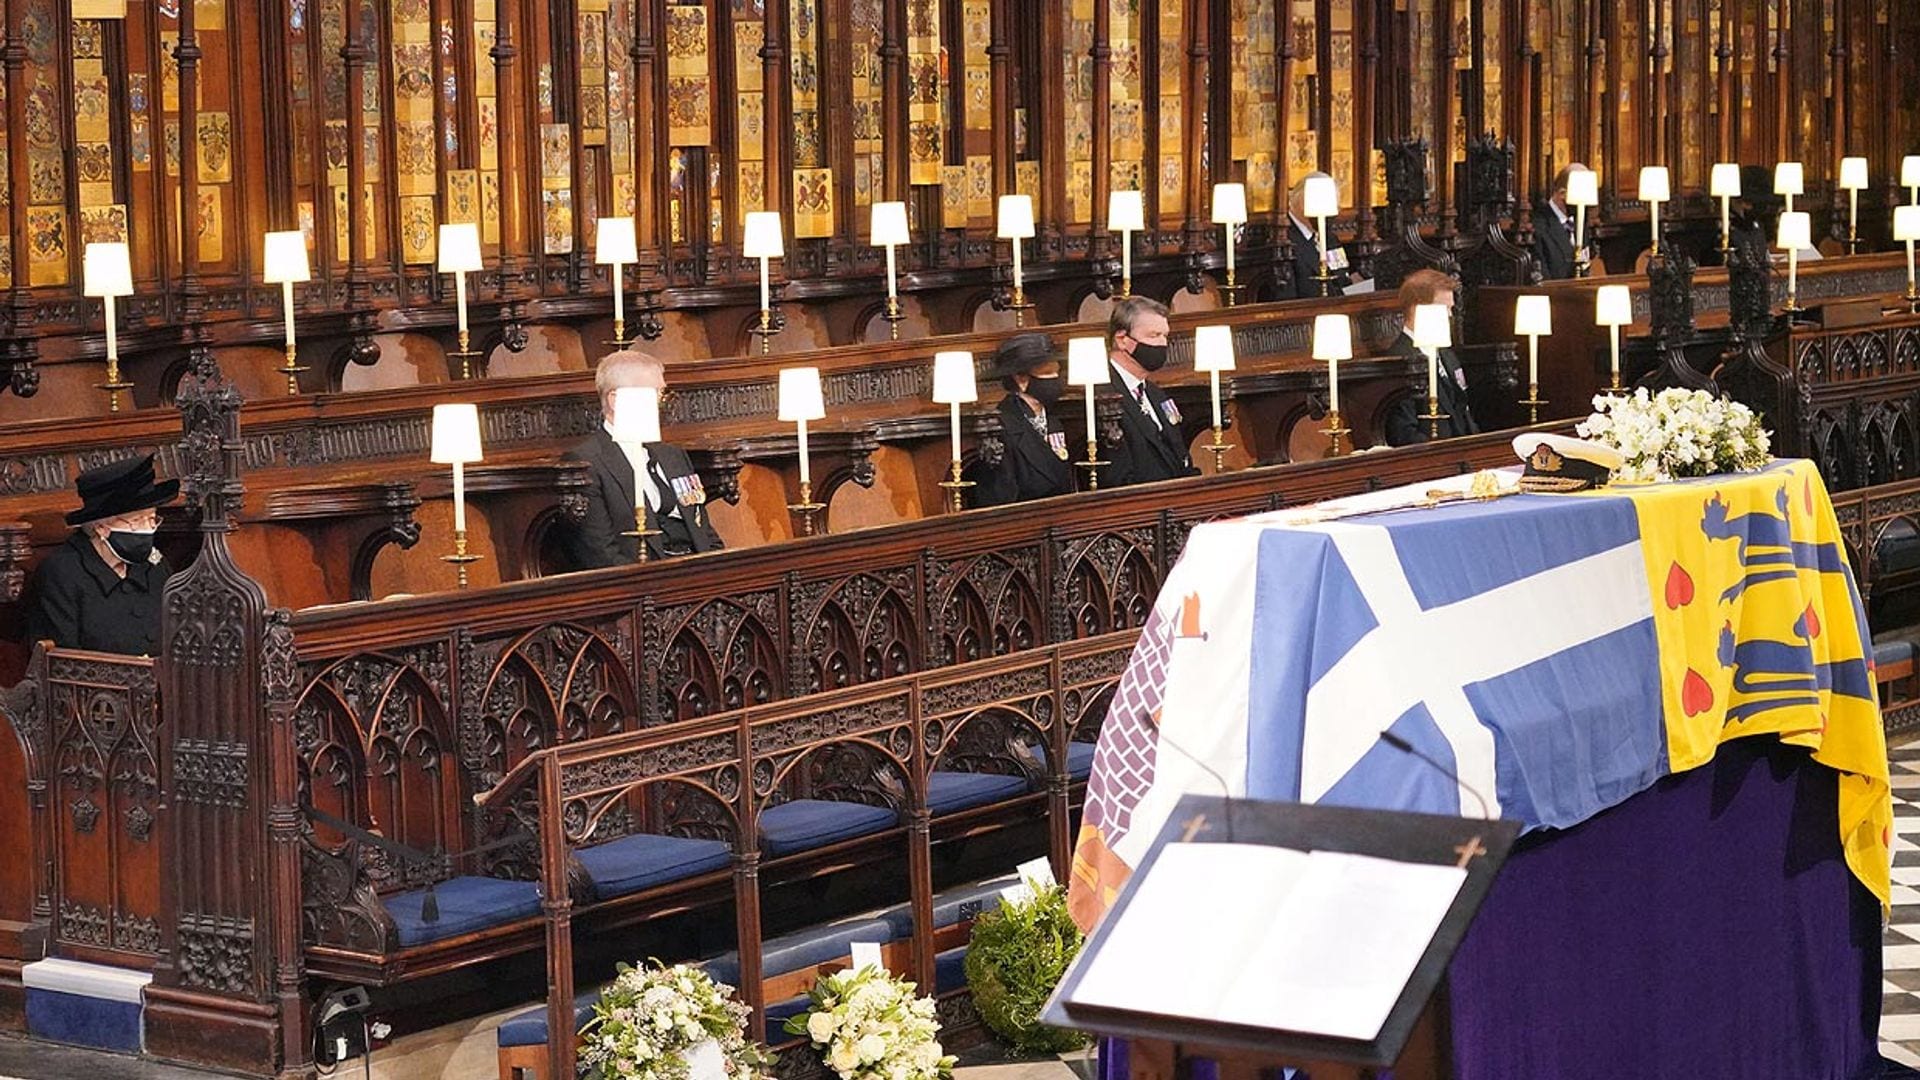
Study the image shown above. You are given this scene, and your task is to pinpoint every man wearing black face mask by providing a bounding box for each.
[1101,295,1198,487]
[25,454,178,656]
[975,332,1076,506]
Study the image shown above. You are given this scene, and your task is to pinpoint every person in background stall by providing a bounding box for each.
[1287,172,1357,298]
[1383,269,1479,446]
[1533,164,1586,281]
[25,454,177,656]
[1101,296,1199,487]
[975,332,1076,507]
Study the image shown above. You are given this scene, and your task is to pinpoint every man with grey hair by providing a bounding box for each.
[557,349,723,569]
[1287,171,1354,298]
[1099,296,1196,487]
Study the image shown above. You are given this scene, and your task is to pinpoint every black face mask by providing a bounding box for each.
[1130,341,1170,372]
[1025,375,1065,405]
[107,530,154,564]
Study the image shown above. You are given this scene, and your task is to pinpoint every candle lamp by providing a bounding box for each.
[1211,183,1248,305]
[1565,167,1598,277]
[1709,163,1741,255]
[1774,161,1804,215]
[871,201,910,339]
[438,223,484,379]
[743,212,785,355]
[1594,284,1633,392]
[1839,157,1869,254]
[778,366,826,535]
[997,195,1036,326]
[1410,304,1452,439]
[608,385,663,561]
[1777,210,1811,314]
[430,402,484,589]
[1193,325,1237,470]
[1310,314,1352,456]
[931,351,978,512]
[1896,205,1920,314]
[1903,155,1920,207]
[82,242,134,412]
[1108,190,1144,298]
[262,230,310,395]
[1066,337,1110,489]
[1303,175,1341,298]
[1638,166,1670,257]
[596,216,638,346]
[1513,295,1553,423]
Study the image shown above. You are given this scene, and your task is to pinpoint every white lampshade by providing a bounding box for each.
[595,217,638,264]
[1637,166,1670,203]
[870,201,910,246]
[1777,210,1812,251]
[777,366,825,422]
[1903,156,1920,189]
[429,403,483,464]
[607,386,662,444]
[1773,161,1804,197]
[1839,156,1870,191]
[1211,183,1248,225]
[1302,175,1340,219]
[996,195,1035,240]
[742,211,785,258]
[1066,337,1109,387]
[437,223,483,273]
[82,241,132,298]
[1410,304,1452,350]
[1594,284,1634,327]
[261,230,310,285]
[930,351,978,405]
[1709,163,1742,198]
[1896,205,1920,243]
[1194,325,1237,372]
[1565,167,1599,208]
[1513,295,1554,337]
[1310,315,1352,362]
[1108,190,1145,232]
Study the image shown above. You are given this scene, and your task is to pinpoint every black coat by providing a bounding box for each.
[25,531,173,656]
[1533,201,1577,281]
[975,394,1075,507]
[1383,334,1480,446]
[1288,221,1353,299]
[1101,363,1198,488]
[559,428,724,569]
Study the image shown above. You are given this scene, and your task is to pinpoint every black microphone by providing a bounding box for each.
[1377,731,1493,820]
[1153,730,1237,844]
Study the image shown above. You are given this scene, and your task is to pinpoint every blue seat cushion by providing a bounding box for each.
[576,832,733,900]
[1876,636,1915,669]
[388,876,542,948]
[1067,740,1097,780]
[877,874,1020,938]
[1879,520,1920,575]
[497,991,598,1048]
[702,915,897,987]
[935,945,969,995]
[927,771,1029,816]
[758,799,897,857]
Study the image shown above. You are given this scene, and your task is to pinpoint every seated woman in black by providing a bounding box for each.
[25,454,178,656]
[974,333,1075,507]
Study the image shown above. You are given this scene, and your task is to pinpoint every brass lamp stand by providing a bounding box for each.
[448,328,483,381]
[1320,411,1351,457]
[621,506,661,563]
[937,461,974,513]
[1519,386,1548,424]
[1203,427,1235,472]
[441,531,481,590]
[883,295,905,340]
[1077,441,1108,491]
[277,342,307,396]
[1418,398,1450,441]
[787,482,825,536]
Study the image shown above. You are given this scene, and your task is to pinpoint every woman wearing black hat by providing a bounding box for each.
[25,453,180,656]
[975,333,1076,507]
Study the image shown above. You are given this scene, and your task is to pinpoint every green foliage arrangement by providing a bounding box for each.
[962,882,1090,1054]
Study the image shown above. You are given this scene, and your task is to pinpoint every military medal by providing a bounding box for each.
[1048,431,1069,459]
[1159,397,1183,425]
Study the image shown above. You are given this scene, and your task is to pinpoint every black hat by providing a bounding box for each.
[66,453,180,526]
[989,333,1058,379]
[1511,434,1623,493]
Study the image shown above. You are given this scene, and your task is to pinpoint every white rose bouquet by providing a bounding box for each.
[580,961,775,1080]
[785,965,955,1080]
[1576,387,1771,483]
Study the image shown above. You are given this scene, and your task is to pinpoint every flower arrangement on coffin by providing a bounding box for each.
[962,881,1090,1054]
[580,961,775,1080]
[785,965,956,1080]
[1576,387,1772,483]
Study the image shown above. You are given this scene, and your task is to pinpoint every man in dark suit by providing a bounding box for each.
[975,333,1076,507]
[1287,172,1355,299]
[26,454,178,655]
[1099,296,1199,487]
[1532,164,1584,280]
[1383,269,1479,446]
[559,350,724,569]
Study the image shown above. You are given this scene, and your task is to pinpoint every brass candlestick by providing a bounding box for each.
[1008,285,1033,329]
[449,328,482,381]
[1219,269,1243,308]
[937,460,974,513]
[1314,260,1335,299]
[621,506,662,563]
[751,308,777,355]
[277,341,307,396]
[1519,386,1547,424]
[441,529,481,590]
[787,480,825,537]
[1418,397,1450,441]
[606,315,631,350]
[1077,441,1108,491]
[1204,426,1236,472]
[99,360,132,413]
[1320,410,1351,458]
[1906,281,1919,316]
[883,295,904,340]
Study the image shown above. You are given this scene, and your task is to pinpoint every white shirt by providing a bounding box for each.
[1110,360,1162,429]
[604,421,665,514]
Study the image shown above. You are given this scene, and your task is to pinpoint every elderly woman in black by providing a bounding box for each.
[25,454,178,656]
[974,333,1076,507]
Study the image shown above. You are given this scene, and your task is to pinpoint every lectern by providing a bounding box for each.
[1045,795,1518,1080]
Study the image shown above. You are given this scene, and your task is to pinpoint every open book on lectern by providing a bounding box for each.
[1045,794,1518,1068]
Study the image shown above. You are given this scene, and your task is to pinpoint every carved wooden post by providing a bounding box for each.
[1772,0,1790,164]
[988,0,1013,197]
[905,687,935,991]
[881,0,908,203]
[1511,0,1535,248]
[1830,0,1850,243]
[495,0,532,296]
[1,0,38,398]
[1044,651,1072,881]
[261,612,310,1075]
[1580,0,1602,164]
[1181,0,1210,258]
[1716,0,1734,162]
[340,0,369,312]
[1434,0,1460,247]
[1089,0,1112,273]
[732,715,765,1032]
[1649,0,1668,168]
[540,753,576,1080]
[762,0,791,229]
[1354,0,1380,259]
[631,0,666,337]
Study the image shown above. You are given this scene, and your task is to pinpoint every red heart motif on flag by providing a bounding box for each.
[1682,669,1714,716]
[1803,604,1821,639]
[1665,562,1695,609]
[1804,478,1814,516]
